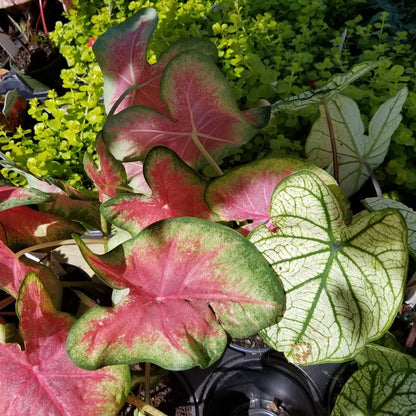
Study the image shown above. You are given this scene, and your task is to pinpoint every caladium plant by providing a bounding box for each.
[0,6,414,415]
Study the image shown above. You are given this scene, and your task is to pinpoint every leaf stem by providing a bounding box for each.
[108,84,140,117]
[364,162,383,197]
[14,238,109,259]
[126,395,167,416]
[0,296,15,310]
[191,130,223,176]
[323,101,339,183]
[145,362,151,405]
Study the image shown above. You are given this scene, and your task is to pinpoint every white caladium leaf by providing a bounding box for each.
[272,61,380,112]
[331,344,416,416]
[363,197,416,260]
[249,171,408,364]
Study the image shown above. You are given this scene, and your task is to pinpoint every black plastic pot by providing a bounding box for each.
[184,347,352,416]
[0,70,49,100]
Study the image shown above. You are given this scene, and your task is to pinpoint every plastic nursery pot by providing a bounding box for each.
[194,349,323,416]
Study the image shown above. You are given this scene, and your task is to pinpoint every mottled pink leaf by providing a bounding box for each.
[0,206,85,251]
[205,157,350,235]
[93,8,217,115]
[101,147,214,234]
[0,186,50,211]
[123,161,151,195]
[0,239,62,300]
[84,134,128,202]
[0,273,130,415]
[103,50,270,168]
[67,217,285,370]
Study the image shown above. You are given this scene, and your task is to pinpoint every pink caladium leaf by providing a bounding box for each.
[93,8,217,115]
[123,160,152,195]
[84,134,129,202]
[0,186,51,210]
[0,273,130,415]
[205,157,351,235]
[0,206,85,251]
[0,239,62,301]
[101,146,214,234]
[103,50,270,168]
[67,217,285,370]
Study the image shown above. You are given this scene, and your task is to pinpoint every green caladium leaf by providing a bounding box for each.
[0,186,50,211]
[305,88,408,196]
[271,61,380,112]
[101,146,215,235]
[331,344,416,416]
[205,157,351,236]
[363,197,416,260]
[93,8,217,115]
[249,171,408,364]
[0,273,130,415]
[67,217,284,371]
[103,50,270,169]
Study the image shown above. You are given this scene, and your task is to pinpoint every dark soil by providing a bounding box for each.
[13,39,57,73]
[231,333,269,350]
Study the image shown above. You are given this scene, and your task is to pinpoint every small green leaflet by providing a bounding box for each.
[363,197,416,260]
[249,171,408,364]
[305,88,408,196]
[331,344,416,416]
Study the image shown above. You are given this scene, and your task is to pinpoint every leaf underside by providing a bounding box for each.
[67,217,285,371]
[249,171,408,364]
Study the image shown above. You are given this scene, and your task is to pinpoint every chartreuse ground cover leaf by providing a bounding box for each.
[331,344,416,416]
[101,146,214,235]
[249,171,408,365]
[93,8,217,116]
[205,157,351,236]
[0,273,130,416]
[67,217,284,371]
[363,197,416,260]
[305,87,408,196]
[103,49,270,170]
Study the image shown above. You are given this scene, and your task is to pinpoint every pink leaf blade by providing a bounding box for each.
[0,186,51,211]
[206,157,351,231]
[69,217,285,370]
[103,51,268,168]
[101,147,214,234]
[0,273,130,416]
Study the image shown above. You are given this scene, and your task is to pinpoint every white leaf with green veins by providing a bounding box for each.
[363,197,416,260]
[331,344,416,416]
[249,171,408,365]
[271,61,380,112]
[305,88,408,196]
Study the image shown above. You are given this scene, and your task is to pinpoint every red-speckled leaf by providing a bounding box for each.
[93,8,217,115]
[123,161,151,195]
[67,217,285,370]
[101,147,214,234]
[0,186,51,211]
[205,158,351,235]
[103,50,270,168]
[0,206,85,251]
[0,273,130,416]
[0,239,62,301]
[84,134,128,202]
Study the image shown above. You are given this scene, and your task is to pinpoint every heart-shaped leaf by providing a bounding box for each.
[305,88,408,196]
[0,206,85,251]
[205,157,351,235]
[0,273,130,415]
[363,197,416,260]
[0,186,50,211]
[84,133,128,202]
[67,217,285,370]
[103,50,270,168]
[122,160,152,195]
[101,146,214,235]
[331,344,416,416]
[0,239,62,301]
[93,8,217,115]
[249,171,407,364]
